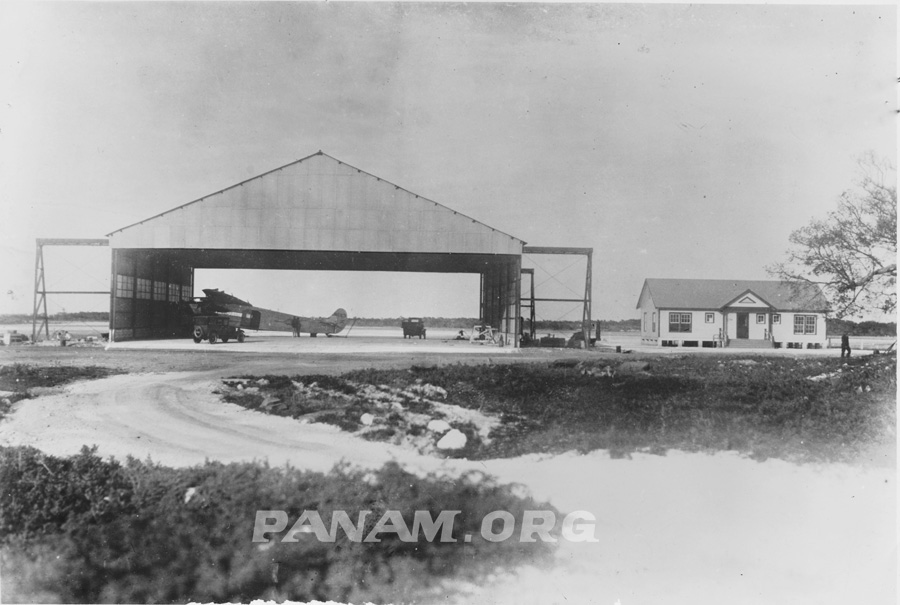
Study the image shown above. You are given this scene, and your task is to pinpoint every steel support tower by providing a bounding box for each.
[32,238,109,341]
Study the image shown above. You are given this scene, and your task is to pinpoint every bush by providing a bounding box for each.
[1,447,556,603]
[0,364,123,394]
[344,355,897,462]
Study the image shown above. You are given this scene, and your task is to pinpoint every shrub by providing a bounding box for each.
[1,447,556,603]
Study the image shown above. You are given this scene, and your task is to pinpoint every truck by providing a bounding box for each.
[192,315,245,344]
[401,318,427,339]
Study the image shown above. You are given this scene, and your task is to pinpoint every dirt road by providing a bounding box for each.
[0,371,427,470]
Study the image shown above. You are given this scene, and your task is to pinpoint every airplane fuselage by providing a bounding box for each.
[232,306,344,336]
[192,289,348,337]
[190,289,347,336]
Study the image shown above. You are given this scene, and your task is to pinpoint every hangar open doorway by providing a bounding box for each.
[192,269,481,322]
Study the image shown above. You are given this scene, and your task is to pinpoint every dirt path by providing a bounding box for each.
[0,372,440,472]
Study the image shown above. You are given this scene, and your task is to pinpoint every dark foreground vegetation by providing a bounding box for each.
[228,353,896,464]
[0,447,555,603]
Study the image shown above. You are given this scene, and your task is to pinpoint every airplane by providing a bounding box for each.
[185,288,349,337]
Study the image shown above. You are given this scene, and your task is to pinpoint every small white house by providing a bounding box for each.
[636,279,829,349]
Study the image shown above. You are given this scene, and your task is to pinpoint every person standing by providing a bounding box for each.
[840,333,851,358]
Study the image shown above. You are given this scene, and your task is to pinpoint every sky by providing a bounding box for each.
[0,2,895,321]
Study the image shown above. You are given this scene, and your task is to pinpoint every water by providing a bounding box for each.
[1,321,109,342]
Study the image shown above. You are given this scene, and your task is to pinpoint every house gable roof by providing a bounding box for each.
[638,279,829,312]
[723,289,775,308]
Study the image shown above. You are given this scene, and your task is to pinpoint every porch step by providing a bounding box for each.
[727,339,774,349]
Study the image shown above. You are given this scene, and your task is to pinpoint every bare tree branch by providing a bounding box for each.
[767,153,897,318]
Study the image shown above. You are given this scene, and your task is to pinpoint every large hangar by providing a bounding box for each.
[105,151,526,344]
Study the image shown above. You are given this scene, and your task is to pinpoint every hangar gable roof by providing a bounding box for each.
[107,152,525,255]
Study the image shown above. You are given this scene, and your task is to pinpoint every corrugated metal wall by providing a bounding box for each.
[110,249,192,341]
[110,153,522,256]
[480,257,521,346]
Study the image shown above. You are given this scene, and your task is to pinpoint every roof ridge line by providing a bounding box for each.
[106,150,323,236]
[107,151,525,244]
[316,152,524,243]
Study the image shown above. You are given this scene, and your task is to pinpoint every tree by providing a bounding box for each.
[768,153,896,318]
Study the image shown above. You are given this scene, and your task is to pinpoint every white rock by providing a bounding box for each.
[26,386,62,397]
[406,413,432,427]
[260,396,281,409]
[360,413,375,426]
[427,419,452,433]
[437,429,467,450]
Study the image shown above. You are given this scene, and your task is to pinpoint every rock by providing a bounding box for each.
[406,413,432,427]
[0,390,16,399]
[583,365,615,377]
[26,386,61,397]
[856,386,864,394]
[360,413,375,426]
[617,361,650,374]
[427,419,452,433]
[733,360,758,366]
[807,373,834,382]
[260,396,282,410]
[256,378,269,386]
[184,487,198,504]
[436,429,467,450]
[236,383,244,391]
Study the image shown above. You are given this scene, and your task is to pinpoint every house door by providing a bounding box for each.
[736,313,749,339]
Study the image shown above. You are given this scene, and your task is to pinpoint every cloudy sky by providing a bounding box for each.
[0,2,895,320]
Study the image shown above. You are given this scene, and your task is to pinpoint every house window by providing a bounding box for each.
[115,275,134,298]
[756,313,766,324]
[668,312,692,333]
[793,315,817,335]
[643,312,648,332]
[168,283,180,303]
[136,278,152,300]
[652,312,656,332]
[705,313,715,323]
[773,314,781,324]
[153,281,166,301]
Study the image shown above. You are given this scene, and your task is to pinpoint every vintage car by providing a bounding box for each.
[192,315,245,344]
[2,332,30,346]
[401,318,427,339]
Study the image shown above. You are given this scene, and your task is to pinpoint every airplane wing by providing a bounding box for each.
[202,289,252,307]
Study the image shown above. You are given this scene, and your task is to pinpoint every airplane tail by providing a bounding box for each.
[328,308,348,331]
